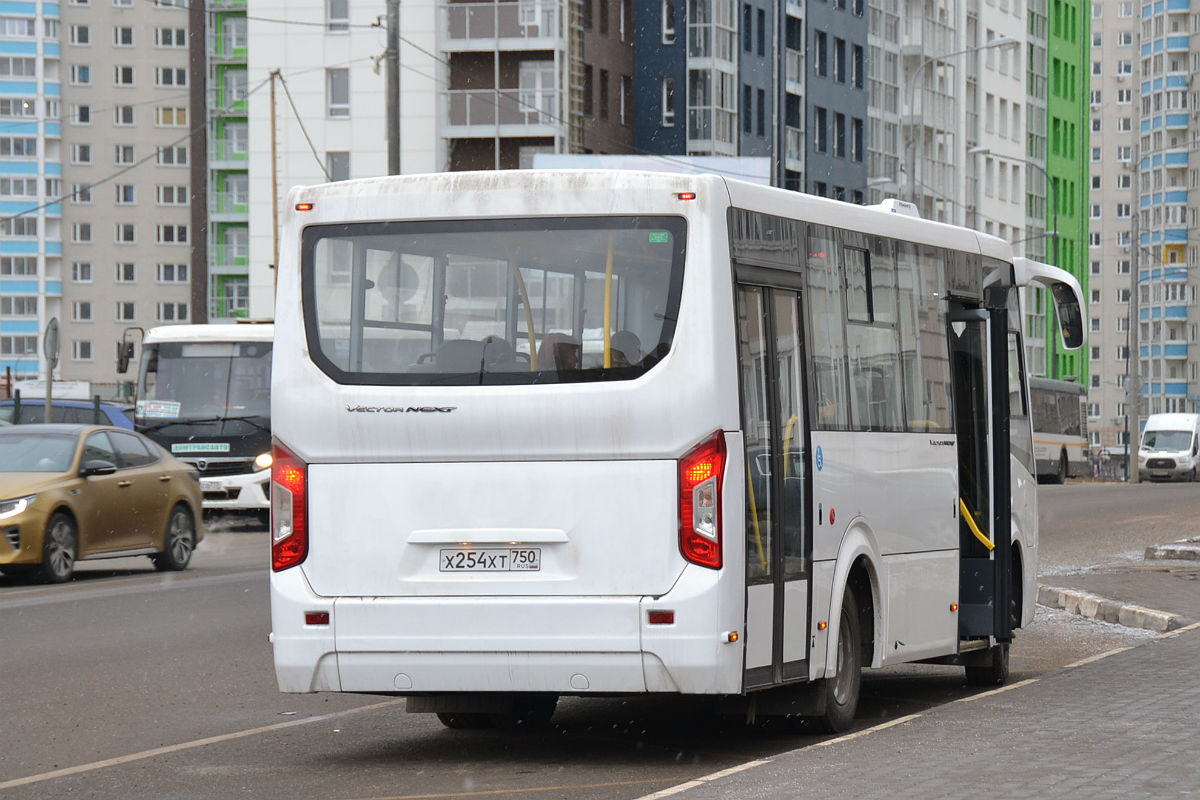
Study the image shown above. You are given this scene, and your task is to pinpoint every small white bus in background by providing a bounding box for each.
[124,323,274,516]
[1138,412,1200,482]
[269,170,1083,732]
[1028,377,1089,483]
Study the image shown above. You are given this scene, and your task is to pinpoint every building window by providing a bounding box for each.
[115,302,136,322]
[72,301,92,321]
[72,262,92,282]
[113,26,133,46]
[0,336,37,357]
[114,65,135,86]
[583,64,593,116]
[156,224,188,244]
[599,69,609,119]
[156,145,187,166]
[114,105,134,125]
[156,303,189,322]
[326,151,350,182]
[72,340,93,361]
[154,67,185,87]
[661,0,675,44]
[155,107,187,126]
[115,263,136,282]
[814,107,827,152]
[327,0,349,32]
[115,223,136,244]
[155,27,186,47]
[1,256,38,276]
[70,65,91,85]
[156,263,188,283]
[661,77,675,126]
[852,117,864,161]
[156,185,188,205]
[756,88,765,136]
[69,183,91,203]
[834,112,846,157]
[0,296,37,316]
[115,144,135,164]
[327,68,349,117]
[815,32,827,77]
[115,184,135,204]
[0,217,35,236]
[742,84,752,134]
[742,3,752,52]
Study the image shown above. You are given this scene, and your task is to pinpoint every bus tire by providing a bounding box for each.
[965,642,1010,687]
[814,586,862,733]
[436,712,493,730]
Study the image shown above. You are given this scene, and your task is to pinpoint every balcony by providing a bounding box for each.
[442,2,562,52]
[785,125,804,171]
[445,88,562,137]
[785,48,804,93]
[209,243,248,269]
[209,139,248,168]
[209,191,248,221]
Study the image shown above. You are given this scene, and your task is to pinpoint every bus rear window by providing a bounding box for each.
[300,216,686,385]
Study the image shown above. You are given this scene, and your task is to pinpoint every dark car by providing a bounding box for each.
[0,399,135,429]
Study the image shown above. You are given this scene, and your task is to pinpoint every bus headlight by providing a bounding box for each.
[255,452,274,470]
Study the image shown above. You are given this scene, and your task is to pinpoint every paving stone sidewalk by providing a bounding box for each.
[640,624,1200,799]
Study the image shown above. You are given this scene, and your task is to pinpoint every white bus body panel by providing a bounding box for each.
[809,430,959,673]
[271,172,749,696]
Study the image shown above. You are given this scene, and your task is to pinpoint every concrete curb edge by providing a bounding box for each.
[1036,583,1188,633]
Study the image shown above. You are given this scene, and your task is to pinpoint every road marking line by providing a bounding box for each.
[956,678,1038,702]
[1159,620,1200,639]
[633,714,921,800]
[1060,647,1133,670]
[342,779,674,800]
[0,699,406,792]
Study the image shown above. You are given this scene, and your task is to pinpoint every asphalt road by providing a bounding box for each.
[0,486,1178,799]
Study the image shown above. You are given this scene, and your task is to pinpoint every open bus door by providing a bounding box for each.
[948,291,1013,682]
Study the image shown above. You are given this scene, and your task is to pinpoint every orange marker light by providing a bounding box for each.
[817,620,828,631]
[295,202,314,211]
[950,603,959,612]
[726,631,739,643]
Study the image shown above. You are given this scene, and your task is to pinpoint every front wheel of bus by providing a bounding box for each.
[815,587,862,733]
[965,642,1010,687]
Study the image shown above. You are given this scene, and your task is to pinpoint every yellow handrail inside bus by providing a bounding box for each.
[504,245,538,371]
[782,414,797,478]
[746,457,769,571]
[959,498,995,551]
[602,231,615,368]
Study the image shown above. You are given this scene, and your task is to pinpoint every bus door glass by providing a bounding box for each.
[949,302,1000,639]
[736,280,809,688]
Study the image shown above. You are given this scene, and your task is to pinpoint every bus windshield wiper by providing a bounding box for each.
[220,415,271,433]
[139,415,224,432]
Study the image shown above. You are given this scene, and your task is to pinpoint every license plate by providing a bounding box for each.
[200,478,222,493]
[439,548,541,572]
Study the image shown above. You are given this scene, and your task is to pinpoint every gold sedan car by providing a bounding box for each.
[0,424,204,583]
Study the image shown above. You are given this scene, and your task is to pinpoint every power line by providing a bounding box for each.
[274,71,331,182]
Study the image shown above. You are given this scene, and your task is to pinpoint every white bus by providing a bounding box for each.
[1028,377,1089,483]
[129,323,273,514]
[269,171,1083,732]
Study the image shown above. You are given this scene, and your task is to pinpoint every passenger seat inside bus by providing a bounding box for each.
[536,333,582,371]
[432,336,520,373]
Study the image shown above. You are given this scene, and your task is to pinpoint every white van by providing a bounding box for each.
[1138,413,1200,481]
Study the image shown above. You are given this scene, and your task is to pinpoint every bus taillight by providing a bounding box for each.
[679,432,726,569]
[271,442,308,571]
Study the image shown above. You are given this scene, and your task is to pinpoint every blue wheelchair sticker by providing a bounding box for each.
[816,445,824,472]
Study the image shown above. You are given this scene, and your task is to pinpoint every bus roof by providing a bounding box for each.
[144,322,274,344]
[1028,376,1086,395]
[287,169,1012,262]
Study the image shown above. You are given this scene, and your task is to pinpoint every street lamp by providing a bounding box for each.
[968,145,1060,379]
[905,36,1017,210]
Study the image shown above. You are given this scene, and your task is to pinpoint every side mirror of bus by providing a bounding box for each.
[1051,281,1084,351]
[116,341,135,374]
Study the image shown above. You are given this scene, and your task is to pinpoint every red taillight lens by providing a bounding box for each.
[271,441,308,571]
[679,432,725,569]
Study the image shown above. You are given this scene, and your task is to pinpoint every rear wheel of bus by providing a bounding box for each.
[814,586,862,733]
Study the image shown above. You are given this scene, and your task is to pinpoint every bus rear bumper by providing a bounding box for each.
[270,566,742,696]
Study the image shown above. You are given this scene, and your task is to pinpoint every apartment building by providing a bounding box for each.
[1086,0,1140,456]
[56,0,194,388]
[0,1,61,384]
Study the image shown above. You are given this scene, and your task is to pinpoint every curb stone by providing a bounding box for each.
[1144,542,1200,561]
[1036,583,1187,632]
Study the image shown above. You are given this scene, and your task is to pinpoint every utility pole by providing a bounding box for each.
[1127,145,1141,483]
[386,0,401,175]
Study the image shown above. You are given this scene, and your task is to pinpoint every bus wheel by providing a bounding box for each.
[436,712,493,730]
[814,587,862,733]
[965,642,1010,687]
